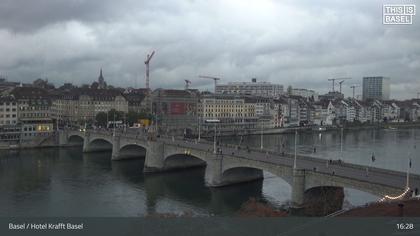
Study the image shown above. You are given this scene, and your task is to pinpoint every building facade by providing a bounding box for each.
[11,87,54,141]
[362,76,390,101]
[215,78,284,98]
[52,88,128,126]
[152,89,199,135]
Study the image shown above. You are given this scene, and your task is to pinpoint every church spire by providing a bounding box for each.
[98,68,106,89]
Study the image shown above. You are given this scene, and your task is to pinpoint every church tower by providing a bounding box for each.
[98,68,107,89]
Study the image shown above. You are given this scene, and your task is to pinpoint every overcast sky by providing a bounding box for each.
[0,0,419,99]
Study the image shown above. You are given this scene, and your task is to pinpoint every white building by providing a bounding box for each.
[291,88,318,101]
[0,96,17,126]
[215,78,284,98]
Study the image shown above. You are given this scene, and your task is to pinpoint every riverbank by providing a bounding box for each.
[338,198,420,217]
[213,121,420,137]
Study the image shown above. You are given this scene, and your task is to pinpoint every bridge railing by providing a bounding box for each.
[77,130,420,181]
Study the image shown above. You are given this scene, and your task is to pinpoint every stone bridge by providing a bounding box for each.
[58,130,420,206]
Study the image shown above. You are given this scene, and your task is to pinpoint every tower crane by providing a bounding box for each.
[328,78,351,93]
[328,79,336,92]
[350,84,360,99]
[199,75,221,93]
[185,80,191,90]
[144,50,155,90]
[338,78,351,94]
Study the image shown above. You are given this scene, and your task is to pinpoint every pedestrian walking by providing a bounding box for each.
[371,152,375,162]
[313,146,317,153]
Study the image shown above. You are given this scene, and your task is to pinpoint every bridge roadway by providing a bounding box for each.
[60,130,420,206]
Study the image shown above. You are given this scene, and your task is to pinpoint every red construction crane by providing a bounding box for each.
[144,50,155,90]
[199,75,220,93]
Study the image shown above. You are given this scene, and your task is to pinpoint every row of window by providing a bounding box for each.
[21,113,49,118]
[0,114,17,118]
[0,120,17,124]
[0,108,17,112]
[0,102,17,106]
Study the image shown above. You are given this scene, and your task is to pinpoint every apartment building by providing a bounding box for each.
[52,88,128,125]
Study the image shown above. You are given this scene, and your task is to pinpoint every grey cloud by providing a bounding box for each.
[0,0,419,99]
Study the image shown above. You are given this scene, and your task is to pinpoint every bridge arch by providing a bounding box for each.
[221,159,294,186]
[86,138,113,152]
[163,153,207,170]
[304,172,403,198]
[118,143,147,159]
[68,134,84,145]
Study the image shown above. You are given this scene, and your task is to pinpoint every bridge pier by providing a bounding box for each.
[82,133,91,152]
[291,169,305,206]
[57,131,68,146]
[111,136,121,161]
[204,155,223,186]
[143,141,165,173]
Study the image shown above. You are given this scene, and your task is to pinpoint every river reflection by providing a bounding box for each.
[1,148,272,217]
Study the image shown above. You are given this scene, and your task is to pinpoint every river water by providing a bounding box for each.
[0,128,419,217]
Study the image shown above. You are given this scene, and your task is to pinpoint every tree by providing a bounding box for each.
[127,111,139,126]
[95,112,108,127]
[108,109,124,121]
[287,85,293,95]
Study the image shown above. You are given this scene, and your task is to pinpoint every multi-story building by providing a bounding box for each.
[291,88,318,101]
[215,78,284,98]
[383,101,401,122]
[123,88,149,114]
[53,88,128,126]
[10,87,54,141]
[287,96,300,125]
[152,89,199,135]
[319,91,344,102]
[0,95,20,144]
[0,95,18,126]
[198,95,261,134]
[362,76,390,101]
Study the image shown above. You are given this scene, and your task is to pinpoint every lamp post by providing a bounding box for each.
[113,112,116,137]
[260,120,264,150]
[214,122,217,154]
[205,119,220,154]
[294,129,298,169]
[406,158,411,189]
[198,116,201,142]
[340,127,343,160]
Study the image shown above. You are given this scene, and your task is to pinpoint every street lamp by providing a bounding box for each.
[206,119,220,154]
[340,127,343,160]
[113,112,116,137]
[198,115,201,142]
[260,119,264,149]
[294,129,298,169]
